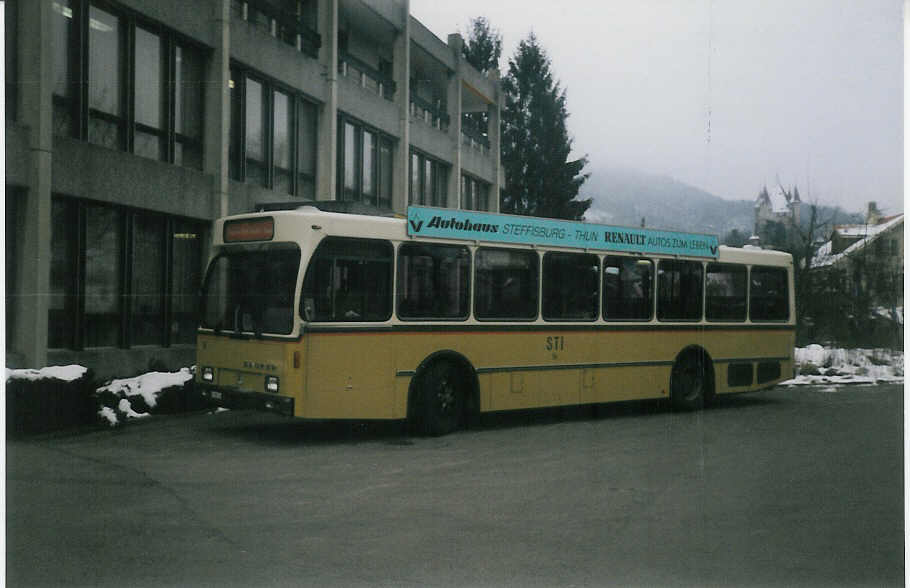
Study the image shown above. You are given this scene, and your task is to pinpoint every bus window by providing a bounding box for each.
[397,243,470,320]
[301,237,392,322]
[750,266,789,321]
[542,252,599,321]
[475,248,539,320]
[603,257,653,320]
[201,245,301,335]
[705,263,746,321]
[657,260,703,321]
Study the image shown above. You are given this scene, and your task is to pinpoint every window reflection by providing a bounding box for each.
[84,206,122,347]
[88,5,123,149]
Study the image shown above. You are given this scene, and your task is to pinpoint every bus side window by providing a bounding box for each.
[475,248,539,320]
[542,252,599,321]
[750,266,789,321]
[397,243,470,320]
[657,260,703,321]
[603,256,653,320]
[301,237,393,322]
[705,263,746,321]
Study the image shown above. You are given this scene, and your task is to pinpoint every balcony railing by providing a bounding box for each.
[461,118,490,155]
[233,0,322,58]
[338,54,396,101]
[409,93,449,131]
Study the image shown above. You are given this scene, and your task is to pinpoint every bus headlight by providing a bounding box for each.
[266,376,279,393]
[202,366,214,382]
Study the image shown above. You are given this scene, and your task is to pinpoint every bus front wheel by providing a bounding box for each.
[670,350,712,411]
[416,360,464,436]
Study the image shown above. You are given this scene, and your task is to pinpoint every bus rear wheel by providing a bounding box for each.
[416,360,464,436]
[671,351,712,411]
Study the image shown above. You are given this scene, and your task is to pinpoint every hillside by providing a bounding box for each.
[582,166,754,235]
[580,166,862,238]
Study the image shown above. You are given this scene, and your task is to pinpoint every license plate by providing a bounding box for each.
[211,390,223,400]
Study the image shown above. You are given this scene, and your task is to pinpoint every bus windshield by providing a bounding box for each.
[200,245,301,335]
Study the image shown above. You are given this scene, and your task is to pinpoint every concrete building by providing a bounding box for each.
[5,0,503,376]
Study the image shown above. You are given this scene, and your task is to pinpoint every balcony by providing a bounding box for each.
[338,53,396,101]
[409,93,449,131]
[461,116,490,156]
[232,0,322,58]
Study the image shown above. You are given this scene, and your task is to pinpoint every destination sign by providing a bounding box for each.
[406,206,719,258]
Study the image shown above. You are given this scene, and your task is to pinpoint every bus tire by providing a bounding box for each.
[670,348,713,411]
[417,360,463,436]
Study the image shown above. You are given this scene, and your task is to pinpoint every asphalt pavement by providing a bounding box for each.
[6,384,904,587]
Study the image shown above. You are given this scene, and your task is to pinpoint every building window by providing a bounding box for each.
[245,77,267,186]
[174,45,204,168]
[337,115,394,208]
[134,27,165,160]
[131,214,166,345]
[52,0,75,136]
[51,1,205,169]
[171,222,204,343]
[87,5,124,150]
[48,197,206,350]
[273,90,293,194]
[5,0,18,122]
[5,189,22,342]
[297,97,317,199]
[49,198,79,349]
[409,150,447,207]
[461,174,490,211]
[84,204,123,347]
[230,68,319,197]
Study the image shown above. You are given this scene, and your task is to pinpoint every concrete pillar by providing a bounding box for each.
[12,0,54,367]
[316,0,338,201]
[391,0,410,214]
[489,70,502,213]
[205,0,231,218]
[446,34,463,209]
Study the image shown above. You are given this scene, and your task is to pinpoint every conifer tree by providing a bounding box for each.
[461,18,502,148]
[501,34,590,220]
[461,17,502,75]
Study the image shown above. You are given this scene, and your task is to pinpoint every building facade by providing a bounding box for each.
[753,184,800,244]
[5,0,503,376]
[808,203,903,348]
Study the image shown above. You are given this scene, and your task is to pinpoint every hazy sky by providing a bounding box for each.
[411,0,903,215]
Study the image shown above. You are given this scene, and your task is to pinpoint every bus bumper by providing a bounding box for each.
[198,383,295,417]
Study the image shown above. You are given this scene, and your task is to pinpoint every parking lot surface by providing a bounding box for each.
[7,384,903,587]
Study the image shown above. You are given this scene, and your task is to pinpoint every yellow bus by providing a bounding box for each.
[196,204,794,435]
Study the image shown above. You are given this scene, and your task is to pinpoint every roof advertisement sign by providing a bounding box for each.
[406,206,719,259]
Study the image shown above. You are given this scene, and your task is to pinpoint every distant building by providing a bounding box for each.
[753,185,800,246]
[6,0,503,375]
[811,202,903,323]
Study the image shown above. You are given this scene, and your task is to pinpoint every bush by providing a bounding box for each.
[6,369,97,437]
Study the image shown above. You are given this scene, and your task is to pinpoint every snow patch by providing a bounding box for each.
[782,346,903,387]
[98,406,118,426]
[96,367,194,426]
[6,365,88,382]
[97,368,194,409]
